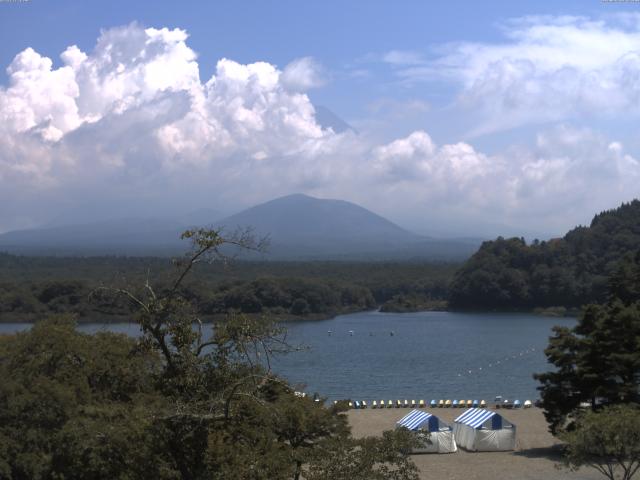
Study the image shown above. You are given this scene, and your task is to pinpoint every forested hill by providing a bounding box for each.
[449,200,640,310]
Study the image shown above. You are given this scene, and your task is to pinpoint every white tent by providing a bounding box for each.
[453,408,516,451]
[396,409,457,453]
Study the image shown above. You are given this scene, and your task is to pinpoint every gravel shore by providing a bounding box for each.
[347,407,603,480]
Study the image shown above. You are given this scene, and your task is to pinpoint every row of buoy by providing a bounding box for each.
[342,399,534,410]
[328,330,395,336]
[456,347,538,377]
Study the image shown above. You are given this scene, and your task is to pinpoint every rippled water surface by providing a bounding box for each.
[270,310,576,402]
[1,310,576,402]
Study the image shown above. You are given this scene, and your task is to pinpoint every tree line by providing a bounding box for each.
[449,200,640,310]
[0,228,420,479]
[0,254,456,321]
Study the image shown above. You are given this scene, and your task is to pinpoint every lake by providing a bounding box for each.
[0,310,575,402]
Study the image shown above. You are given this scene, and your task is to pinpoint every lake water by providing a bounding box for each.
[0,310,575,403]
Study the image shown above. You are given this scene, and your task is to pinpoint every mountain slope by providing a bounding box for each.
[218,193,417,245]
[0,218,189,256]
[449,199,640,309]
[0,194,478,260]
[216,194,479,259]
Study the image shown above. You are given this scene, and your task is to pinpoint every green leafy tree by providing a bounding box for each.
[450,200,640,310]
[560,405,640,480]
[535,252,640,434]
[304,429,419,480]
[0,315,164,480]
[0,228,420,479]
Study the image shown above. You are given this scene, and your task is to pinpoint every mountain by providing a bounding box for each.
[216,194,477,260]
[0,218,189,256]
[0,194,478,260]
[449,199,640,309]
[314,106,356,134]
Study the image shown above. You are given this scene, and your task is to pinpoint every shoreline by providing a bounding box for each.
[347,407,600,480]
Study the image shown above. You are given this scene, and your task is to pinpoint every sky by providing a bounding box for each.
[1,0,640,238]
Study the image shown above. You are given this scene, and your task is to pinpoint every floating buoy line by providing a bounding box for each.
[456,347,539,377]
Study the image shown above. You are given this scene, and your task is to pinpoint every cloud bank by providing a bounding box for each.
[386,14,640,135]
[1,21,639,237]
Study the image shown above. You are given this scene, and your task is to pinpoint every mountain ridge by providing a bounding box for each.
[0,194,478,260]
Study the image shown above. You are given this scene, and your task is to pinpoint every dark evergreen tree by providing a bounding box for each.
[534,252,640,434]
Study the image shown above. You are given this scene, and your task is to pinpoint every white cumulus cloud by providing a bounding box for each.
[385,14,640,135]
[281,56,327,91]
[1,22,640,238]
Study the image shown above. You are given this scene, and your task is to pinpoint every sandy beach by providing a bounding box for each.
[348,407,603,480]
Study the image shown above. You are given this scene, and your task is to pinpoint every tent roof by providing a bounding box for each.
[454,408,508,429]
[396,409,433,430]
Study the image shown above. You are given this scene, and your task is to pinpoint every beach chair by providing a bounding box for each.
[372,400,377,409]
[524,400,532,408]
[480,399,487,408]
[404,399,409,408]
[445,399,452,407]
[388,400,393,408]
[503,399,512,409]
[348,401,353,409]
[472,400,479,408]
[381,400,386,409]
[420,399,427,408]
[396,400,401,408]
[438,399,444,408]
[362,400,367,409]
[513,400,521,408]
[354,401,360,409]
[466,400,473,408]
[452,400,459,408]
[429,399,436,408]
[410,399,416,408]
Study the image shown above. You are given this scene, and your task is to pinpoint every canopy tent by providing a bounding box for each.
[453,408,516,451]
[396,409,457,453]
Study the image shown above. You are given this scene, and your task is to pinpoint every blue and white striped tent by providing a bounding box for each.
[396,410,457,453]
[453,408,515,451]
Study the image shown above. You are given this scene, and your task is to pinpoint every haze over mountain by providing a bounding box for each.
[0,194,480,260]
[313,106,356,134]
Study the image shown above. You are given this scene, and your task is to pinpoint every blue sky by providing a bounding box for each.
[1,0,640,237]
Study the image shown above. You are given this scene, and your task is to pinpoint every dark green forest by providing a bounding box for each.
[4,199,640,321]
[449,200,640,310]
[0,229,420,479]
[0,254,456,322]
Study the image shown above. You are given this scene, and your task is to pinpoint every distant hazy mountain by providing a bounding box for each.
[314,105,356,134]
[0,194,479,259]
[0,218,189,256]
[216,194,477,260]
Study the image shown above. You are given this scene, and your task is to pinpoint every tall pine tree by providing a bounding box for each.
[535,252,640,434]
